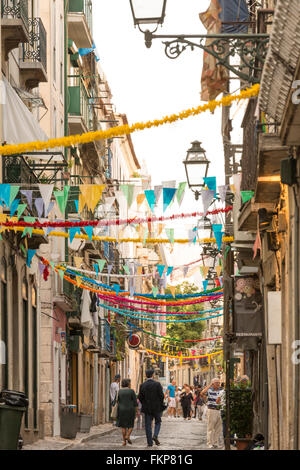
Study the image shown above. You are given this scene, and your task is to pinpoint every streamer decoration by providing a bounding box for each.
[145,349,223,360]
[0,85,259,156]
[1,207,232,228]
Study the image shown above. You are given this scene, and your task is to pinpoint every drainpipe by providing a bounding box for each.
[293,182,299,450]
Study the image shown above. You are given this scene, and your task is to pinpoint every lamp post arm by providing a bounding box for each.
[143,32,269,84]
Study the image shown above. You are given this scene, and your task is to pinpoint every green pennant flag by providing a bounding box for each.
[123,264,130,275]
[120,184,135,208]
[49,261,55,271]
[9,186,20,207]
[225,245,231,259]
[165,228,174,244]
[97,259,106,273]
[176,182,187,206]
[241,190,254,204]
[54,191,65,215]
[22,217,36,238]
[17,203,27,220]
[152,286,159,298]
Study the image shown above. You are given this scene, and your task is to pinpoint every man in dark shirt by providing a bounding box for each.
[138,369,165,447]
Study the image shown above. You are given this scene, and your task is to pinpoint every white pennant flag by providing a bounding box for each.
[104,196,115,212]
[38,184,54,216]
[218,185,228,204]
[202,190,215,215]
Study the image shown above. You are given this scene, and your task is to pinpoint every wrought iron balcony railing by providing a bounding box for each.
[68,75,94,132]
[21,17,47,72]
[1,0,29,33]
[2,154,39,185]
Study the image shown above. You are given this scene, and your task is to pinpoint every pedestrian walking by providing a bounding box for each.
[110,374,121,425]
[193,386,200,418]
[166,379,177,418]
[197,387,206,421]
[175,386,181,417]
[180,384,193,420]
[116,378,138,446]
[201,378,222,448]
[138,369,165,448]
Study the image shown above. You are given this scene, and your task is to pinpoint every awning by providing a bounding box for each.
[2,76,63,161]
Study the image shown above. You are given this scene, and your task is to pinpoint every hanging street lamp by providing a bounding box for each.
[183,141,210,201]
[129,0,167,32]
[128,0,269,83]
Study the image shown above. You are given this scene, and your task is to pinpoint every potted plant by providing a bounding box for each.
[60,405,78,439]
[228,379,253,450]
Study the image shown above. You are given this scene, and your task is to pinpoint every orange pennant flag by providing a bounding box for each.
[136,193,146,208]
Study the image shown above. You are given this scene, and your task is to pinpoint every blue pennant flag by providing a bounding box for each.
[68,226,81,243]
[10,198,20,217]
[202,280,209,291]
[0,184,11,207]
[74,200,79,213]
[93,263,99,276]
[27,249,37,268]
[112,284,121,296]
[215,231,224,251]
[163,188,177,212]
[85,226,93,241]
[156,265,165,278]
[203,177,217,196]
[166,266,173,276]
[144,190,156,213]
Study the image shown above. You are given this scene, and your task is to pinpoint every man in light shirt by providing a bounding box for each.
[201,378,222,448]
[110,374,121,424]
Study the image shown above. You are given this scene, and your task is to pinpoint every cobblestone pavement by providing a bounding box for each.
[69,417,224,451]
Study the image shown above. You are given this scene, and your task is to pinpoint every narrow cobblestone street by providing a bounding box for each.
[69,416,222,451]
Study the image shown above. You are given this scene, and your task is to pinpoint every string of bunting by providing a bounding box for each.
[0,84,259,156]
[1,206,232,228]
[98,303,224,323]
[0,225,234,244]
[126,321,222,344]
[145,349,223,360]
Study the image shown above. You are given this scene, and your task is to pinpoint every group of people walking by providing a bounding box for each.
[166,379,206,420]
[110,372,225,449]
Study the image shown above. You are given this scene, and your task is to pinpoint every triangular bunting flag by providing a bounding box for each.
[144,190,156,213]
[120,184,135,208]
[123,264,130,275]
[165,228,174,244]
[176,182,187,206]
[22,217,35,238]
[152,286,159,298]
[10,199,20,217]
[107,264,113,275]
[34,198,44,219]
[241,190,254,204]
[166,266,173,276]
[154,186,163,204]
[93,263,99,276]
[218,185,228,204]
[156,265,165,278]
[169,286,176,298]
[202,190,215,215]
[136,193,146,208]
[203,177,217,196]
[215,231,224,251]
[85,226,93,241]
[9,186,20,208]
[113,284,121,296]
[0,184,11,207]
[163,188,177,212]
[45,201,55,217]
[38,184,54,215]
[26,249,37,268]
[97,259,106,273]
[68,226,81,243]
[202,280,208,291]
[20,190,33,210]
[74,257,83,268]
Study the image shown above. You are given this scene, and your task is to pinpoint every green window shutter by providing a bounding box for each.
[68,86,81,115]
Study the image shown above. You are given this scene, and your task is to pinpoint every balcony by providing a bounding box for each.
[19,17,47,90]
[1,0,29,59]
[67,0,93,49]
[255,133,289,204]
[68,75,91,134]
[2,154,39,185]
[53,278,77,313]
[98,319,116,358]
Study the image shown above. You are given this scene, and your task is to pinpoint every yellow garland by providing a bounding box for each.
[0,225,234,244]
[0,84,260,156]
[145,348,223,360]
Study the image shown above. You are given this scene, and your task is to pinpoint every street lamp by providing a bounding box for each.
[129,0,167,33]
[183,141,210,201]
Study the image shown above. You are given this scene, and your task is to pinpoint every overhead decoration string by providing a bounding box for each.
[0,84,259,156]
[145,349,223,360]
[1,206,232,228]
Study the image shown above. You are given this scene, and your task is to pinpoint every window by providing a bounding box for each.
[1,258,8,389]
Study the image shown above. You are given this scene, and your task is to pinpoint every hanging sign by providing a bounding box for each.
[128,333,141,349]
